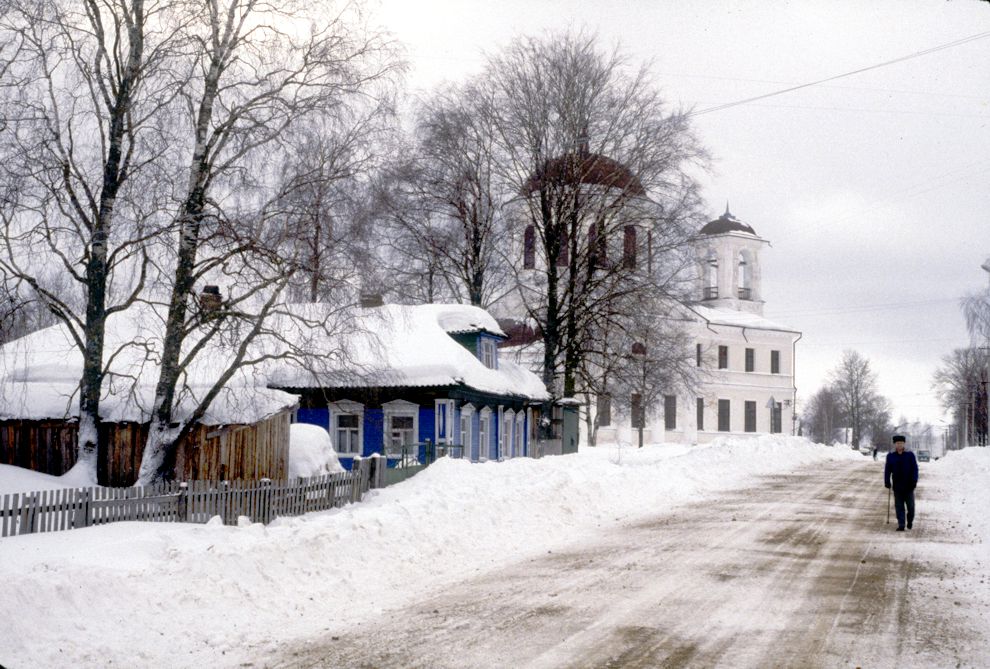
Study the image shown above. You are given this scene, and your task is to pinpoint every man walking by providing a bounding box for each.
[884,434,919,531]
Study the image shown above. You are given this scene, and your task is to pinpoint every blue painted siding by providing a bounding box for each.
[364,408,384,457]
[296,408,329,431]
[418,407,434,444]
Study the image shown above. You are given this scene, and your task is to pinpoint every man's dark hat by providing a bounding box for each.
[892,434,906,443]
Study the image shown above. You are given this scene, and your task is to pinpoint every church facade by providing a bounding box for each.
[596,208,801,445]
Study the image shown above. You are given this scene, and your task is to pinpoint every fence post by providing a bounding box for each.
[177,482,189,523]
[19,493,37,535]
[73,488,91,529]
[260,478,272,524]
[351,457,364,503]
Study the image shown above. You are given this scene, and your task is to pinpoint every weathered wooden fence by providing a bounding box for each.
[0,458,382,539]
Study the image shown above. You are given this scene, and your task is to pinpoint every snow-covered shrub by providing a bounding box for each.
[288,424,345,478]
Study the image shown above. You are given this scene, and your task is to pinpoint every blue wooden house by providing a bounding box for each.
[268,303,549,469]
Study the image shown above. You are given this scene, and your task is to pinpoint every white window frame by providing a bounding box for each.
[329,400,364,456]
[480,338,497,369]
[515,411,525,457]
[382,399,419,455]
[479,407,492,461]
[503,408,515,458]
[459,403,475,460]
[434,398,455,445]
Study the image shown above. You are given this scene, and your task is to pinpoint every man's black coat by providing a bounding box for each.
[884,449,919,493]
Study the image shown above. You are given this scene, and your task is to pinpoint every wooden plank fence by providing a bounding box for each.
[0,457,384,539]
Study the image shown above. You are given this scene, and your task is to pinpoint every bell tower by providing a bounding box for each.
[696,205,769,316]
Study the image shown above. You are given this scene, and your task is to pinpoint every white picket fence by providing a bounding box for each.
[0,459,381,539]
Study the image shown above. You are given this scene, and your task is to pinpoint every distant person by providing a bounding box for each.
[872,445,878,461]
[884,434,919,531]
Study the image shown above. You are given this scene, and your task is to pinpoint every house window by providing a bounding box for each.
[718,399,730,432]
[502,409,514,459]
[745,401,757,433]
[771,402,782,434]
[382,400,419,457]
[329,400,364,455]
[771,350,781,374]
[664,395,677,430]
[336,414,360,454]
[523,225,536,269]
[515,412,525,457]
[696,398,704,431]
[696,343,702,367]
[434,399,455,445]
[459,404,475,459]
[623,225,637,269]
[745,348,755,372]
[480,338,497,369]
[479,408,491,461]
[597,394,612,427]
[718,346,728,370]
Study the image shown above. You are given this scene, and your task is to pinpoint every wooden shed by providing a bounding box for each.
[0,409,293,486]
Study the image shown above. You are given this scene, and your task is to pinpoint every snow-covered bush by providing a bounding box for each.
[288,424,345,478]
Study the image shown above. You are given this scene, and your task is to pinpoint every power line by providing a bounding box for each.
[689,30,990,116]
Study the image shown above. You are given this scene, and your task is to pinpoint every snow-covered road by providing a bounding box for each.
[273,459,987,669]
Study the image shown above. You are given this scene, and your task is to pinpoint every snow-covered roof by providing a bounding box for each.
[0,306,298,425]
[692,305,799,334]
[268,303,548,401]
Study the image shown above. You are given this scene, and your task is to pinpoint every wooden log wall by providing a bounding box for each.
[0,411,291,486]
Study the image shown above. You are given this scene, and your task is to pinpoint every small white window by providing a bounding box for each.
[329,400,364,455]
[459,404,475,460]
[480,339,497,369]
[382,400,419,457]
[478,408,491,461]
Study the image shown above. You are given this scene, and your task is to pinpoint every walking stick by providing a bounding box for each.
[886,486,891,525]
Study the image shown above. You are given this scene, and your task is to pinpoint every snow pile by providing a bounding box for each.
[0,436,859,668]
[929,447,990,542]
[287,424,345,478]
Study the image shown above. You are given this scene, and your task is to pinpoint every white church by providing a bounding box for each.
[591,207,802,445]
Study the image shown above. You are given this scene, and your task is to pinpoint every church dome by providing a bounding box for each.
[699,206,756,236]
[522,152,645,196]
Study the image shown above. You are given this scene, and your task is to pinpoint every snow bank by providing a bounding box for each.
[288,423,345,478]
[0,436,864,668]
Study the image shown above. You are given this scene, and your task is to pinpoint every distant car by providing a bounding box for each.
[917,450,931,462]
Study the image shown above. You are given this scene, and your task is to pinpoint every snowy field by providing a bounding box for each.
[0,437,987,668]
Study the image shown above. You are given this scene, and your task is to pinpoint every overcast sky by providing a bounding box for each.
[372,0,990,427]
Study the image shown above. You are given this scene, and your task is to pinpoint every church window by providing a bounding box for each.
[597,394,612,427]
[557,226,569,267]
[718,345,728,370]
[664,395,677,430]
[623,225,637,269]
[771,350,781,374]
[738,250,752,300]
[523,225,536,269]
[704,251,718,299]
[745,401,757,432]
[696,398,705,431]
[745,347,755,372]
[718,399,730,432]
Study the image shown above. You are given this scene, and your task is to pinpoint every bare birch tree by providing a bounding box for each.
[828,350,885,448]
[137,0,400,483]
[0,0,185,478]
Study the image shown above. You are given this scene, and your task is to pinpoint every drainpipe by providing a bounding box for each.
[792,331,803,435]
